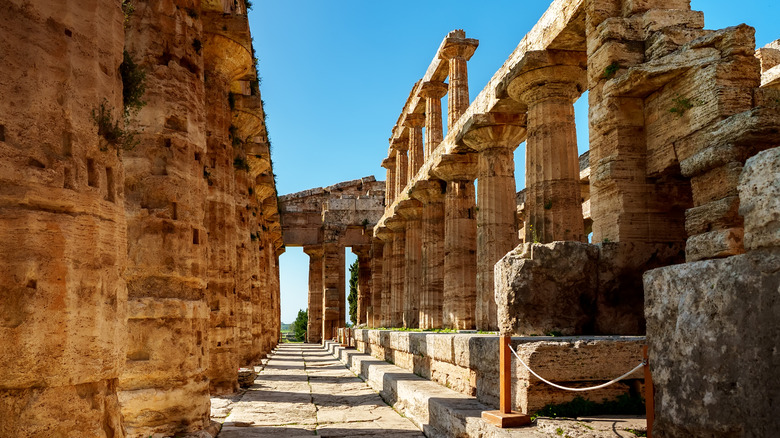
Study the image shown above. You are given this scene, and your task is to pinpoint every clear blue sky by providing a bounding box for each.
[248,0,779,324]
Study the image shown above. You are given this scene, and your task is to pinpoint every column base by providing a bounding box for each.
[481,410,532,428]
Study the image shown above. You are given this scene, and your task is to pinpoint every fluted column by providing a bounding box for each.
[376,227,394,327]
[394,146,409,200]
[368,237,385,328]
[463,118,526,331]
[351,245,371,325]
[386,218,407,327]
[420,81,449,158]
[321,242,344,341]
[382,156,397,207]
[508,66,585,244]
[441,32,478,127]
[398,200,423,328]
[432,154,478,330]
[405,113,426,178]
[304,245,323,343]
[411,180,446,329]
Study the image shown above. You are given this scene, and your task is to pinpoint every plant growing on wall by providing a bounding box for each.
[233,156,250,172]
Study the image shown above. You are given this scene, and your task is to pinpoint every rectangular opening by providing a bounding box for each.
[87,158,99,188]
[105,167,115,202]
[1,124,6,142]
[192,228,200,244]
[172,202,178,220]
[62,131,72,156]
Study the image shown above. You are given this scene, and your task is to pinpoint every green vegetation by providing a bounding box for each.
[602,62,620,79]
[531,394,645,421]
[348,259,358,325]
[544,199,553,210]
[291,309,307,342]
[245,0,253,10]
[121,0,134,27]
[120,50,146,116]
[91,100,138,151]
[669,94,695,117]
[627,429,647,437]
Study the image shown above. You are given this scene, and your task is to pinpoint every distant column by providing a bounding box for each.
[433,154,478,330]
[368,237,385,328]
[352,245,371,325]
[304,245,324,342]
[463,116,526,331]
[441,31,478,127]
[376,227,394,327]
[406,113,426,178]
[398,200,423,328]
[382,156,397,207]
[420,81,449,158]
[394,146,409,199]
[321,242,343,340]
[386,218,407,327]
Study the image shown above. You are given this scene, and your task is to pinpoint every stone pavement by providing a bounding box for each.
[214,343,425,437]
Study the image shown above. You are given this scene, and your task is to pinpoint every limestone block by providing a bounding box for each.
[684,196,741,236]
[685,228,744,262]
[644,249,780,437]
[738,146,780,250]
[495,242,599,336]
[755,46,780,72]
[689,162,742,205]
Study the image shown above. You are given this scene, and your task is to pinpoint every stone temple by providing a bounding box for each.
[0,0,778,437]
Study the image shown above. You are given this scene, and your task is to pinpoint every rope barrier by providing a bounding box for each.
[507,344,646,392]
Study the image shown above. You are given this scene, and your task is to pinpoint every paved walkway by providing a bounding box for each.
[215,343,425,437]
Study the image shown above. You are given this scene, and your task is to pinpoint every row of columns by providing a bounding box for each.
[373,57,587,330]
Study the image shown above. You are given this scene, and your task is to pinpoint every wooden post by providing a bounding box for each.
[481,334,531,427]
[644,345,654,438]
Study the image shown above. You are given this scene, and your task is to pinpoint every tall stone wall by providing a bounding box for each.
[0,1,128,436]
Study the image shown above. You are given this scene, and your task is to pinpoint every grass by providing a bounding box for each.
[531,394,645,421]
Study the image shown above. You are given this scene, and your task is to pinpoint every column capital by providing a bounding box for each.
[410,179,447,204]
[384,216,407,233]
[303,244,324,258]
[431,153,477,182]
[506,64,586,106]
[460,113,527,152]
[440,36,479,61]
[391,137,409,152]
[381,155,396,169]
[419,81,449,99]
[374,225,393,242]
[350,244,371,258]
[403,113,426,128]
[397,199,423,220]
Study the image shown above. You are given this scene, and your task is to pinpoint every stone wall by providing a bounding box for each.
[644,147,780,437]
[0,1,282,436]
[0,1,127,436]
[352,329,644,414]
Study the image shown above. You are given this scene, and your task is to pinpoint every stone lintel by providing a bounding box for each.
[431,153,478,182]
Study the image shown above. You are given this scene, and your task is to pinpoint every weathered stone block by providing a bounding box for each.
[689,162,743,205]
[685,227,744,262]
[495,242,599,336]
[644,248,780,437]
[738,146,780,250]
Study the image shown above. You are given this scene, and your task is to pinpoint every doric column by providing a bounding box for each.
[398,200,423,329]
[351,245,372,325]
[394,145,409,199]
[420,81,449,158]
[507,65,586,244]
[382,155,397,207]
[432,154,478,330]
[441,31,479,127]
[375,227,394,327]
[462,115,527,331]
[321,242,344,341]
[412,180,446,329]
[385,218,407,327]
[368,237,385,328]
[303,245,323,343]
[405,113,426,179]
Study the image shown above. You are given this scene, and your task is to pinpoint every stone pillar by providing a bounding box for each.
[461,122,525,330]
[321,242,343,341]
[0,3,127,436]
[412,180,446,329]
[508,66,586,244]
[406,113,426,178]
[377,228,394,328]
[382,156,397,207]
[304,245,324,343]
[433,154,478,330]
[395,147,409,199]
[352,245,372,325]
[386,219,407,327]
[369,237,385,328]
[420,81,449,158]
[441,32,479,127]
[398,200,423,328]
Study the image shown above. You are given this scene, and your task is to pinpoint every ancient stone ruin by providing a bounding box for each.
[1,1,281,437]
[1,0,778,437]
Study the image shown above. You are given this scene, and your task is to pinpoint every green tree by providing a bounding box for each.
[291,309,307,342]
[348,259,358,325]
